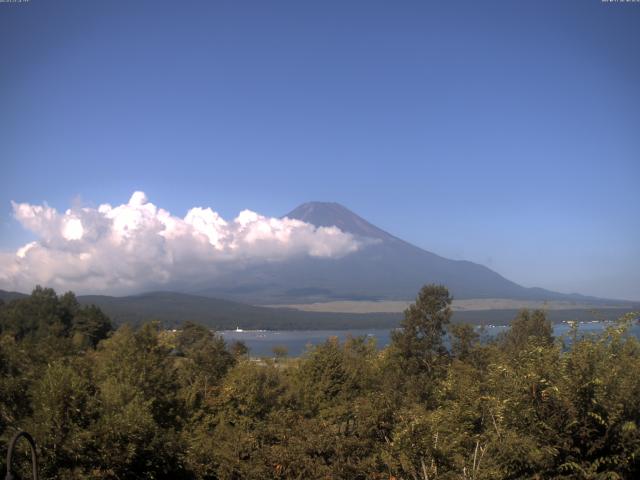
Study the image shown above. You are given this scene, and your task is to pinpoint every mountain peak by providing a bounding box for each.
[284,202,395,241]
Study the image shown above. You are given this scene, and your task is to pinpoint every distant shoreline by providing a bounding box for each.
[262,298,637,314]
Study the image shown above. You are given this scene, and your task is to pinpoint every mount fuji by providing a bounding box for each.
[195,202,602,305]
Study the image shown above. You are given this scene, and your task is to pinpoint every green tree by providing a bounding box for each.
[71,304,113,348]
[0,286,70,340]
[272,345,288,361]
[27,357,98,478]
[229,340,249,358]
[500,308,554,352]
[176,321,235,412]
[296,337,357,415]
[389,284,452,403]
[193,361,286,480]
[449,322,480,361]
[90,322,185,479]
[0,335,32,441]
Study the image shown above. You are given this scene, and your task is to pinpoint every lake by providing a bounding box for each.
[219,320,640,357]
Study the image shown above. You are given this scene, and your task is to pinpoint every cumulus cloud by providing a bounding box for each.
[0,192,363,294]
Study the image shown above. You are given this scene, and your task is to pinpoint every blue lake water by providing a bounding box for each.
[219,321,640,357]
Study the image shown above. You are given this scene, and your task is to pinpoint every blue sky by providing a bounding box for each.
[1,0,639,300]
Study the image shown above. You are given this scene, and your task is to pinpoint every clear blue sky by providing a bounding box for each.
[1,0,639,300]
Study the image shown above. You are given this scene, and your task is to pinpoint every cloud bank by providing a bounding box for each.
[0,192,363,295]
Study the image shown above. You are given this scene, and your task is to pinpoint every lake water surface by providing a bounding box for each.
[219,321,640,357]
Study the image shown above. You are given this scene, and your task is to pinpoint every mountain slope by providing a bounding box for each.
[0,289,27,303]
[197,202,609,304]
[283,202,610,302]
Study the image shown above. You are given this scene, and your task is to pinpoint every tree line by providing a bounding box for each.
[1,285,639,479]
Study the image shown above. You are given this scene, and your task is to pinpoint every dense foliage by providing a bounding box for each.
[1,285,639,479]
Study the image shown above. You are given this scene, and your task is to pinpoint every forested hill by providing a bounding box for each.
[77,291,402,330]
[0,289,27,303]
[1,289,400,329]
[1,289,634,330]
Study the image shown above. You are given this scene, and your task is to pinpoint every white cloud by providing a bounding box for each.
[0,192,363,295]
[62,217,84,241]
